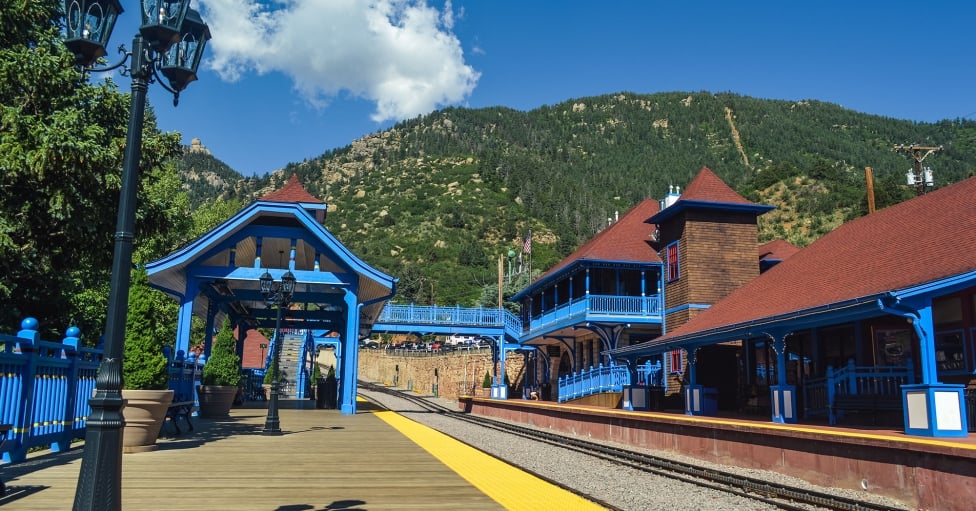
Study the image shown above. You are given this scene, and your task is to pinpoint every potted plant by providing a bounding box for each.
[197,318,242,418]
[481,370,493,397]
[121,268,175,453]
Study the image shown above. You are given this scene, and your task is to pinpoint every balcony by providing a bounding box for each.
[524,293,662,337]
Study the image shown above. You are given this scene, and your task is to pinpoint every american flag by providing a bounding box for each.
[523,230,532,254]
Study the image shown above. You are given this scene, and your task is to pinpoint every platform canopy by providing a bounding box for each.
[146,176,397,349]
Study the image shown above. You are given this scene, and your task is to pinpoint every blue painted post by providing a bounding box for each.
[55,326,82,453]
[7,318,40,462]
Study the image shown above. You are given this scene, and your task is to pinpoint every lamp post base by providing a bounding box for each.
[264,389,281,433]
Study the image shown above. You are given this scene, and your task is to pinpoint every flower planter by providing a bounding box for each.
[121,389,174,453]
[197,385,238,418]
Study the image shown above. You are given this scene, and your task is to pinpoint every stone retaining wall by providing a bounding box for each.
[356,348,526,400]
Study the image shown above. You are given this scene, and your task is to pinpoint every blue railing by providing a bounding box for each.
[635,360,663,387]
[379,303,506,326]
[801,358,914,422]
[527,294,662,336]
[1,318,102,463]
[378,303,522,339]
[557,362,630,402]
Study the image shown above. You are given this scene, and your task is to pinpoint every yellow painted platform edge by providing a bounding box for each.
[373,410,606,511]
[479,398,976,451]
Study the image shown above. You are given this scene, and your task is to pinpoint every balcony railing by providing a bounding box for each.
[527,294,662,335]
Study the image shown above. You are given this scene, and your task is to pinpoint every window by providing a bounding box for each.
[666,242,680,282]
[668,349,683,374]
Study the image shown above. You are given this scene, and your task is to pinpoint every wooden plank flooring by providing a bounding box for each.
[1,400,504,510]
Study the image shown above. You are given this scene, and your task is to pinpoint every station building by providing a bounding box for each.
[515,166,976,438]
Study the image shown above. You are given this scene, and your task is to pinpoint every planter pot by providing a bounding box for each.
[197,385,238,418]
[121,389,174,453]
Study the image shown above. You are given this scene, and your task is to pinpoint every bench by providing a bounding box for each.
[163,400,195,436]
[830,394,902,425]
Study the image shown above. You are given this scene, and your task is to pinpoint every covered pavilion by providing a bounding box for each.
[146,175,396,414]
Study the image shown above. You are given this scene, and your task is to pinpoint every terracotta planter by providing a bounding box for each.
[197,385,238,418]
[121,389,174,453]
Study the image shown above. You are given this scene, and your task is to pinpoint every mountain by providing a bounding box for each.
[175,91,976,307]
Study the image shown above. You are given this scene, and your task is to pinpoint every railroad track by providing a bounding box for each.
[359,382,907,511]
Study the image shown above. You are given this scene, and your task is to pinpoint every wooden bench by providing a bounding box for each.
[830,394,902,425]
[163,401,195,436]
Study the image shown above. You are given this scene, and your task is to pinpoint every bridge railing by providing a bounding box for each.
[1,318,102,463]
[380,303,510,326]
[557,362,630,402]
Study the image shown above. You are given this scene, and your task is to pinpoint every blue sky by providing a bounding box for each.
[117,1,975,176]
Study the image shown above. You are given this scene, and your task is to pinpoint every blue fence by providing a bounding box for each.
[1,318,102,463]
[1,318,210,464]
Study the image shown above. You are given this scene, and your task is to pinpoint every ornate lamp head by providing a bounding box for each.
[160,8,211,92]
[63,0,123,67]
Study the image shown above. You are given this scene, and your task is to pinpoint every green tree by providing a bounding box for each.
[122,268,172,390]
[0,0,188,337]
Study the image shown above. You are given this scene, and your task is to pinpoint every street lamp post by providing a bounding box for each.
[260,269,297,433]
[61,2,210,510]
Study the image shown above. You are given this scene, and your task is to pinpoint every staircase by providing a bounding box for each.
[274,333,305,398]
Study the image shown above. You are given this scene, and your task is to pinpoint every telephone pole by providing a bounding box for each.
[894,144,942,196]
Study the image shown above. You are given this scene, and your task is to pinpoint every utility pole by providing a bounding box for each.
[865,167,876,214]
[894,144,942,196]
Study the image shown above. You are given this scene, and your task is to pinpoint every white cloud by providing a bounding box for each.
[198,0,480,122]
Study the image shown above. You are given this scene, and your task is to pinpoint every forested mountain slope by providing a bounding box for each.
[177,91,976,306]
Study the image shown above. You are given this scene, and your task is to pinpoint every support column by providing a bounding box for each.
[769,334,797,424]
[339,290,361,414]
[492,334,508,399]
[885,299,970,437]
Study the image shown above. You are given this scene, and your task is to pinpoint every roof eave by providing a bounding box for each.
[647,200,775,224]
[611,293,888,357]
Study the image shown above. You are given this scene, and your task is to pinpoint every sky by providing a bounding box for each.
[112,1,976,176]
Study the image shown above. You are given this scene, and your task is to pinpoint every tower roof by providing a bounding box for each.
[648,166,774,224]
[259,174,324,205]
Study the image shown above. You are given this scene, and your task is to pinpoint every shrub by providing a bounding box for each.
[482,370,492,388]
[122,268,170,390]
[202,318,242,386]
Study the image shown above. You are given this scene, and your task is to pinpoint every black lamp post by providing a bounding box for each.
[260,268,297,433]
[62,2,210,510]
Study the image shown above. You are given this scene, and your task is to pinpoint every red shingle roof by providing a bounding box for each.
[758,239,800,262]
[259,174,324,204]
[540,198,663,280]
[664,176,976,339]
[680,166,753,204]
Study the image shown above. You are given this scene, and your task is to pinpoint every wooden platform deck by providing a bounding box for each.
[0,399,598,510]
